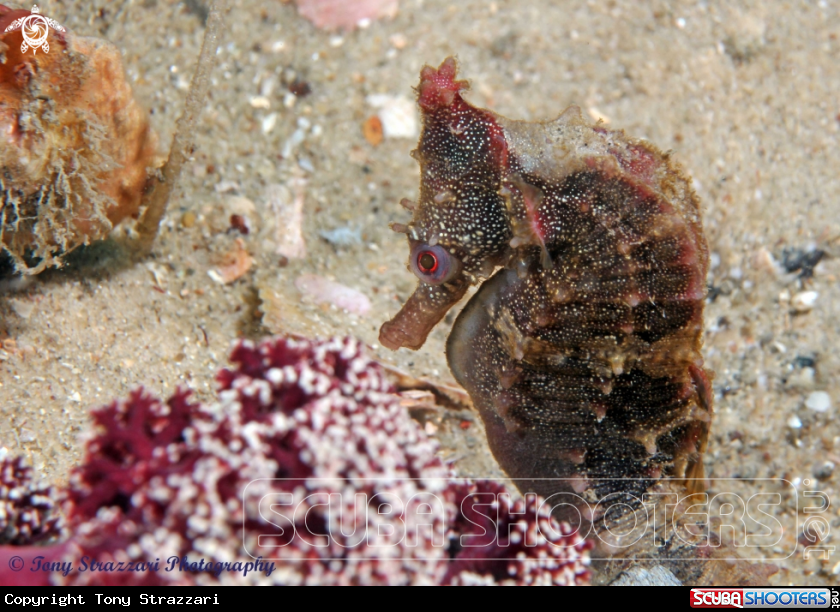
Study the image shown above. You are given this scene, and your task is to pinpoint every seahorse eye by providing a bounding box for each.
[418,252,438,273]
[410,243,460,285]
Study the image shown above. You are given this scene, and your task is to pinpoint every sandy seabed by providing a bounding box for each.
[1,0,839,586]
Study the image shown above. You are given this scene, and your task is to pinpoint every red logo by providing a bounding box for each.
[691,590,744,608]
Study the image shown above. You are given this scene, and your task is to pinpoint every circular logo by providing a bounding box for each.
[3,5,65,55]
[20,13,50,53]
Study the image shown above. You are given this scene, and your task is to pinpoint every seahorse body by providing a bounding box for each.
[378,58,786,586]
[381,55,711,509]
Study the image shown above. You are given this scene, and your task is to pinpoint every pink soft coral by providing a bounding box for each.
[0,336,591,586]
[0,450,62,545]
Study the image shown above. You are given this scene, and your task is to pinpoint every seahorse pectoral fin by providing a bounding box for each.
[379,277,469,351]
[504,175,553,270]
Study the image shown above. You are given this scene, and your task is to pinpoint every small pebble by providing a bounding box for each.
[229,214,250,235]
[295,274,371,316]
[210,238,254,284]
[611,565,682,586]
[266,180,306,259]
[226,196,255,215]
[792,291,818,313]
[786,366,815,390]
[215,180,240,194]
[363,115,384,146]
[587,106,611,124]
[805,391,831,413]
[389,32,408,49]
[813,461,835,481]
[366,94,418,139]
[781,246,824,278]
[320,226,362,246]
[751,247,779,274]
[787,415,802,429]
[249,96,271,109]
[294,0,399,32]
[262,112,278,134]
[9,299,35,320]
[287,79,312,98]
[281,126,307,158]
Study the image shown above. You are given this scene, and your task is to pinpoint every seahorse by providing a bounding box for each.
[380,58,774,585]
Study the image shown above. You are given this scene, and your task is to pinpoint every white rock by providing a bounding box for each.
[389,32,408,49]
[805,391,831,413]
[249,95,271,109]
[214,180,240,194]
[366,94,418,139]
[611,565,682,586]
[224,195,256,216]
[295,275,371,316]
[9,299,35,319]
[281,127,306,158]
[792,291,818,313]
[266,182,306,260]
[261,112,278,134]
[787,415,802,429]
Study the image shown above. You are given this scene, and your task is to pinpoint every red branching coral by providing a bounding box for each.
[0,449,62,545]
[446,481,592,586]
[0,336,591,586]
[66,389,205,526]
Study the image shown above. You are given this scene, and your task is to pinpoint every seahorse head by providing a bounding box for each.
[380,58,514,351]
